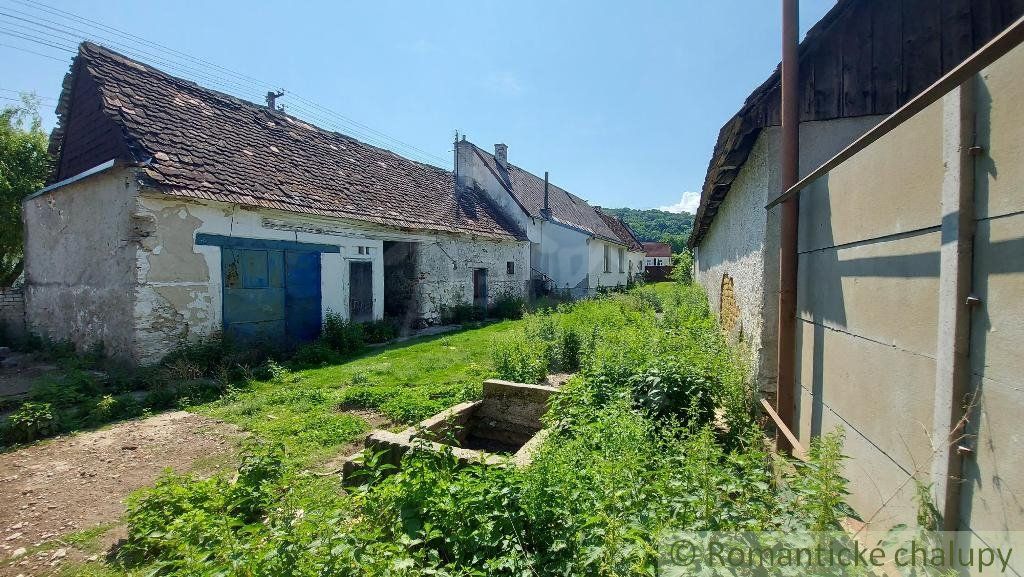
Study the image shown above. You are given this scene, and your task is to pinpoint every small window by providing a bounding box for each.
[507,261,515,275]
[618,248,625,273]
[603,245,611,273]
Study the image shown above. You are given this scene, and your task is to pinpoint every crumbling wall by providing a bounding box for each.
[22,167,138,357]
[412,237,529,322]
[132,194,369,362]
[694,115,886,394]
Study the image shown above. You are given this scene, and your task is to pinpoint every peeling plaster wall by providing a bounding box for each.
[694,115,885,393]
[410,237,529,322]
[134,193,529,360]
[134,194,378,362]
[22,168,138,356]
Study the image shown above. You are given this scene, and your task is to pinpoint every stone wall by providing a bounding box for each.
[694,115,886,394]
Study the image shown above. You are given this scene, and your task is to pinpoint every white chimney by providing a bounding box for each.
[494,143,508,168]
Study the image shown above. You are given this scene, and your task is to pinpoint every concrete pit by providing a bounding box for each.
[342,379,557,483]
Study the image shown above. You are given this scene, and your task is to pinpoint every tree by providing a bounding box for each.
[671,251,693,285]
[601,207,693,244]
[0,94,50,287]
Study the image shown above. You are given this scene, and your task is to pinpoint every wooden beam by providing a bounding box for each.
[761,398,809,461]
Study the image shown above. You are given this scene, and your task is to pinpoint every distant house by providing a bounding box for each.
[641,242,673,281]
[455,140,645,296]
[24,43,529,363]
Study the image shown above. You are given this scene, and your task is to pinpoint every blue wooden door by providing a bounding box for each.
[284,251,322,341]
[222,248,321,344]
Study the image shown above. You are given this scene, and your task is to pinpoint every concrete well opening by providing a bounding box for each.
[342,380,557,483]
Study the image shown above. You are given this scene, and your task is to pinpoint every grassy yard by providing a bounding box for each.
[7,283,856,576]
[197,320,523,465]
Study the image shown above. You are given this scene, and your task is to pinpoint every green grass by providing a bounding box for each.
[196,320,523,464]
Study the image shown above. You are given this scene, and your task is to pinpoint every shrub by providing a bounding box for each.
[556,326,582,372]
[440,301,484,325]
[361,319,398,344]
[320,311,365,356]
[628,359,717,426]
[4,402,60,443]
[290,341,342,367]
[489,291,525,320]
[491,333,548,383]
[671,251,694,284]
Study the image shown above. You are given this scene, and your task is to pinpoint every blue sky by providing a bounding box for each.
[1,0,835,212]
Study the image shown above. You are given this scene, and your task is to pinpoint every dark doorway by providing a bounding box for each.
[349,261,373,323]
[473,268,488,309]
[383,241,419,327]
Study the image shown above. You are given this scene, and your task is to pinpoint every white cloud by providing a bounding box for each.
[659,191,700,214]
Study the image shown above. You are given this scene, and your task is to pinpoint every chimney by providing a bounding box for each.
[494,143,508,168]
[266,90,285,111]
[542,171,550,217]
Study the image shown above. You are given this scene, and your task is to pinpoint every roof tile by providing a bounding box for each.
[60,43,525,241]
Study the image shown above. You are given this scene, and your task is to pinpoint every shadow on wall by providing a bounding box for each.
[958,78,1024,532]
[796,78,1024,530]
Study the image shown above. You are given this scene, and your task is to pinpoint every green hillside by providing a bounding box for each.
[603,207,694,253]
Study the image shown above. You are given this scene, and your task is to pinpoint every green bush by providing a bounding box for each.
[3,402,60,443]
[671,251,694,284]
[488,291,525,320]
[290,341,342,367]
[491,333,548,383]
[320,311,365,356]
[556,326,582,372]
[440,301,484,325]
[361,319,398,344]
[628,358,717,426]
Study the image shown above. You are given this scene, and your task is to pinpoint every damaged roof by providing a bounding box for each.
[466,143,629,246]
[688,0,1024,248]
[596,210,644,252]
[48,42,525,241]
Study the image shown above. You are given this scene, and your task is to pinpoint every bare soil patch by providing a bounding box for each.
[0,411,242,576]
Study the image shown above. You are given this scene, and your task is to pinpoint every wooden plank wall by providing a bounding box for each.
[767,0,1024,124]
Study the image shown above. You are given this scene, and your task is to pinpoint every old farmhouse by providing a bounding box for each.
[23,43,641,363]
[455,139,645,296]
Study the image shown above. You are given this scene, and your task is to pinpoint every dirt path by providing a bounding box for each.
[0,411,242,576]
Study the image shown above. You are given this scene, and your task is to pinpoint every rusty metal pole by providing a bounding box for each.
[776,0,799,453]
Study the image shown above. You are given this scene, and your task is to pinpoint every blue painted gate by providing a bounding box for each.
[221,247,322,344]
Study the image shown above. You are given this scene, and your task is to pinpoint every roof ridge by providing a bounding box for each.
[78,42,452,173]
[54,43,524,240]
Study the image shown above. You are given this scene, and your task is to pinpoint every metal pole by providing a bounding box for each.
[776,0,799,453]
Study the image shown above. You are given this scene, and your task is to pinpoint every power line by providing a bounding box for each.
[0,40,66,61]
[0,87,57,100]
[0,0,449,166]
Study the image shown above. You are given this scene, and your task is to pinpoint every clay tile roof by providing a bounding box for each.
[596,210,643,252]
[467,143,626,245]
[642,242,672,257]
[54,42,525,241]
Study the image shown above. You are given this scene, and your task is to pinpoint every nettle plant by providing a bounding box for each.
[115,284,857,577]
